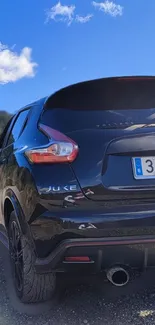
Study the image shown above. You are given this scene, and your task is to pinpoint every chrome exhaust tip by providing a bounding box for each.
[106,266,130,287]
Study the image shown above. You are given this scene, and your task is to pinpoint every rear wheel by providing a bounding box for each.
[8,211,56,303]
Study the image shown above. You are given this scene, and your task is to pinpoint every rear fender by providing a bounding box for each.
[4,189,35,247]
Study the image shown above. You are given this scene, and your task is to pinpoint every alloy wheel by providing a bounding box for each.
[9,220,23,293]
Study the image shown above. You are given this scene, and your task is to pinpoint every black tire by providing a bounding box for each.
[8,211,56,303]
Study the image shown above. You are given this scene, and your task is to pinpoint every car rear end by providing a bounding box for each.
[27,77,155,283]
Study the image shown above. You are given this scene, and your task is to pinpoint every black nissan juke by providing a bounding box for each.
[1,76,155,303]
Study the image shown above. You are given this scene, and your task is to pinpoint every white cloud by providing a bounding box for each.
[92,1,123,17]
[0,42,37,84]
[46,1,75,26]
[75,14,93,23]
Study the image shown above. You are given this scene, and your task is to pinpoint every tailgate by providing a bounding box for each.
[43,76,155,202]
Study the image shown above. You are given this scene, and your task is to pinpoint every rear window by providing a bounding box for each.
[41,78,155,133]
[45,78,155,110]
[40,108,155,133]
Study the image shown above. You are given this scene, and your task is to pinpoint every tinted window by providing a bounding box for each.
[45,78,155,110]
[41,108,155,133]
[7,110,29,146]
[42,78,155,133]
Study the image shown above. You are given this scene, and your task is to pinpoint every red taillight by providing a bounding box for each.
[25,124,79,164]
[64,256,90,262]
[117,77,155,81]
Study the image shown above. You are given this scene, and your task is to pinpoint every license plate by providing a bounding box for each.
[132,157,155,179]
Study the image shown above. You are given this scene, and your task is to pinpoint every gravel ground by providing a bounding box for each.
[1,242,155,325]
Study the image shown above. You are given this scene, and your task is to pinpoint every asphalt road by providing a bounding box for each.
[1,241,155,325]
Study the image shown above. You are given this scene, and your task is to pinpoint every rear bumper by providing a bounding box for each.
[30,202,155,273]
[35,235,155,274]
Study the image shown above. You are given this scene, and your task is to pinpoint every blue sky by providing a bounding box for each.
[0,0,155,113]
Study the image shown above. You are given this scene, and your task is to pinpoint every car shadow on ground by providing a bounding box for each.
[1,240,155,324]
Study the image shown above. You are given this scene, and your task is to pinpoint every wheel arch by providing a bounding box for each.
[4,190,29,235]
[4,198,14,229]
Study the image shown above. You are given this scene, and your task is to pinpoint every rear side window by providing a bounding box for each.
[41,78,155,133]
[7,109,29,146]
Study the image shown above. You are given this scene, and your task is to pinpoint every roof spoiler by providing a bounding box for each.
[44,76,155,110]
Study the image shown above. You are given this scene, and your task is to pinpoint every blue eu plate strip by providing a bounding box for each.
[134,158,143,176]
